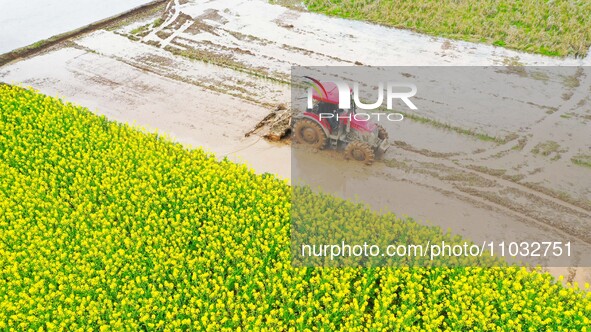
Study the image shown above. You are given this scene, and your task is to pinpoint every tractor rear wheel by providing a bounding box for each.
[377,124,388,140]
[293,119,327,149]
[344,141,375,165]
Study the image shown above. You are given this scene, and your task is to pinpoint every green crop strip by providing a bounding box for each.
[572,154,591,169]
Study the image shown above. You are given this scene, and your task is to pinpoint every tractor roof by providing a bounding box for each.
[312,81,341,105]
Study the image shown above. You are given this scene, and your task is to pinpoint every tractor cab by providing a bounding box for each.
[294,79,390,165]
[309,82,342,131]
[309,82,377,134]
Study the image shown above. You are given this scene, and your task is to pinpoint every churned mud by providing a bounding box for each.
[1,0,590,282]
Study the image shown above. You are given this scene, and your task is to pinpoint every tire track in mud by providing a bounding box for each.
[521,67,591,161]
[73,31,289,109]
[298,143,591,272]
[142,0,180,45]
[373,166,576,244]
[365,147,591,278]
[384,144,591,244]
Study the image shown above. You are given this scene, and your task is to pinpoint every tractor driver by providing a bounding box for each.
[318,101,343,132]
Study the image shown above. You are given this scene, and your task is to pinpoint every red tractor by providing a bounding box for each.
[292,81,389,165]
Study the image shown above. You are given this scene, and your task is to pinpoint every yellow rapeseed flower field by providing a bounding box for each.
[0,85,590,330]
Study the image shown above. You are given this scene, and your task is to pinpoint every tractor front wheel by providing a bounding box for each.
[344,141,375,165]
[293,119,327,149]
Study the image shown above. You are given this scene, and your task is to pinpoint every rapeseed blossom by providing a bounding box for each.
[0,85,589,330]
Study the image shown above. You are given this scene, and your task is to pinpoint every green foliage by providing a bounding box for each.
[572,154,591,169]
[153,18,164,28]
